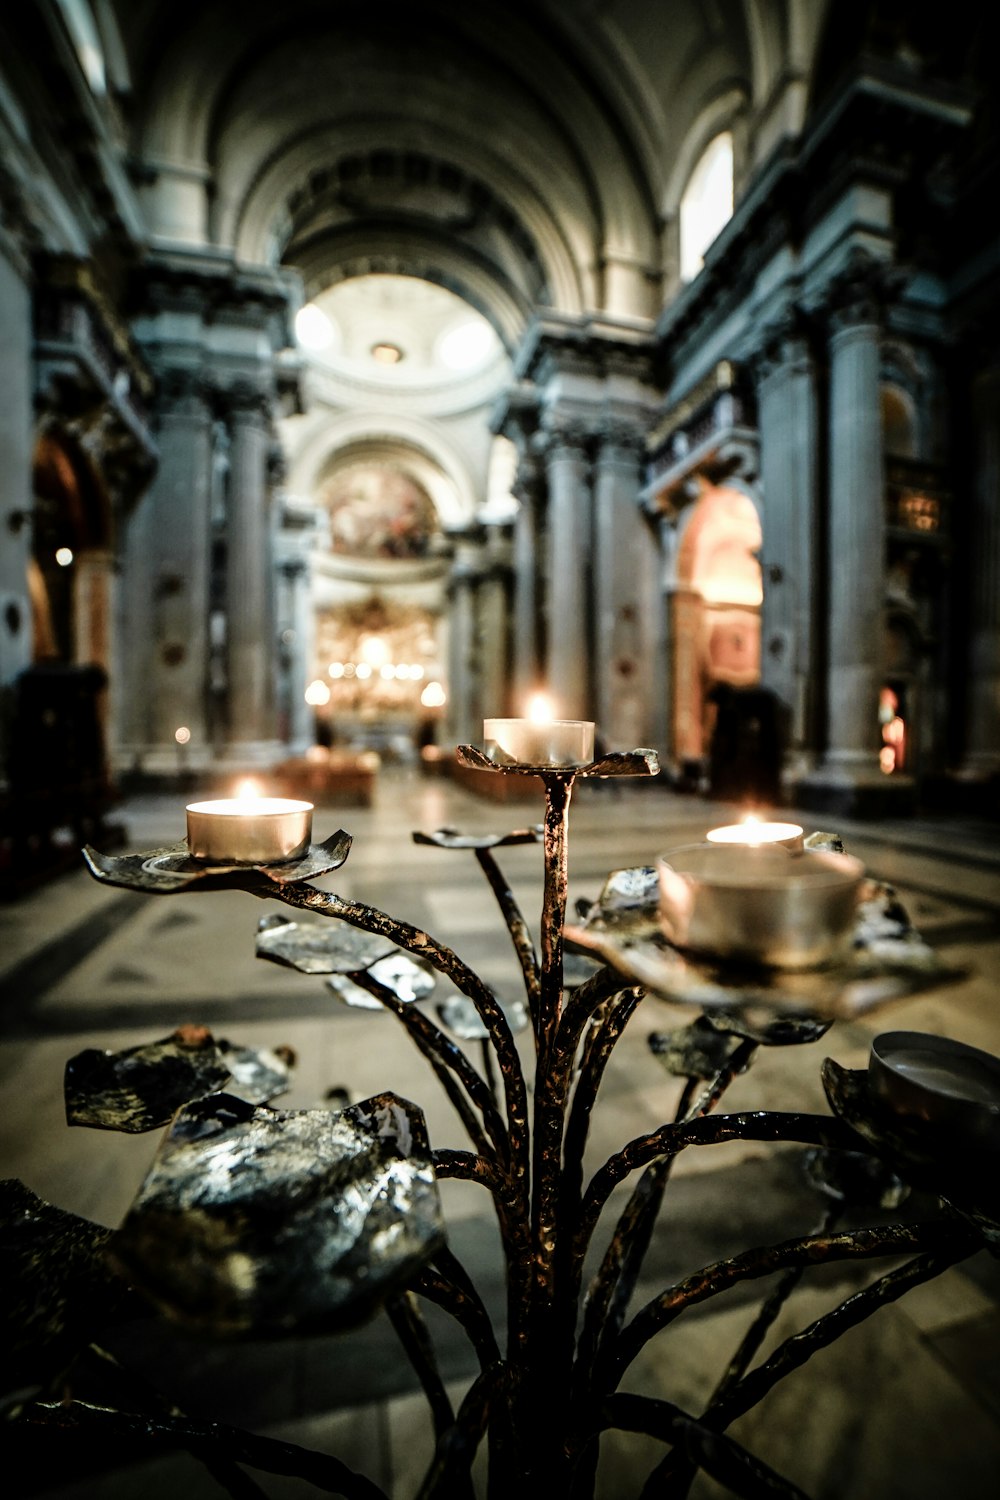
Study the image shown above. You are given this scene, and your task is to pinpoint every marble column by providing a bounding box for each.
[511,460,543,708]
[117,374,213,770]
[478,526,512,722]
[446,533,482,746]
[962,366,1000,777]
[281,557,314,753]
[821,287,886,782]
[224,386,277,759]
[756,318,821,771]
[0,244,33,722]
[543,429,592,718]
[592,427,661,748]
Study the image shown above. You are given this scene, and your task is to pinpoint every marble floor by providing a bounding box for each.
[1,768,999,1498]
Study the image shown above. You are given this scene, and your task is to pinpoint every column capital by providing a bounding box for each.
[823,249,901,336]
[225,379,273,424]
[536,421,592,463]
[749,305,813,383]
[158,367,215,417]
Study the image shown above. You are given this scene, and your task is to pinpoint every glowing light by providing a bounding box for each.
[304,679,331,706]
[371,343,403,365]
[421,681,447,709]
[328,662,345,679]
[234,778,264,799]
[55,547,74,567]
[437,319,498,372]
[380,664,396,680]
[361,635,390,666]
[526,693,554,724]
[295,303,334,351]
[174,726,191,745]
[355,662,372,679]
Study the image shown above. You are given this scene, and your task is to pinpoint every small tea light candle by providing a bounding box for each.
[484,694,594,768]
[186,794,313,864]
[706,815,804,852]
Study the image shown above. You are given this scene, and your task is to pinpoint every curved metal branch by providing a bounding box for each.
[562,987,644,1219]
[386,1292,456,1443]
[574,1111,859,1283]
[415,1362,504,1500]
[475,846,541,1032]
[599,1394,810,1499]
[410,1253,502,1368]
[255,880,530,1206]
[351,971,504,1159]
[17,1398,389,1499]
[610,1219,968,1386]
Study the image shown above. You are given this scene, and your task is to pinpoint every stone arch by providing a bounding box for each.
[670,480,763,762]
[286,410,477,532]
[30,428,113,666]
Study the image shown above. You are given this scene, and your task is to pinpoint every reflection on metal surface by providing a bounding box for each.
[256,914,398,974]
[413,825,543,850]
[436,994,529,1041]
[109,1091,444,1337]
[566,866,960,1022]
[0,1179,125,1381]
[83,832,353,894]
[65,1028,233,1132]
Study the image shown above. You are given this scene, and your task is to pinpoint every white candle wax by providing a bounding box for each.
[706,819,804,852]
[483,717,595,767]
[186,797,313,863]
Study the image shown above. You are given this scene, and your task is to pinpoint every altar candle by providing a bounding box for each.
[186,790,313,863]
[484,693,595,767]
[706,814,804,851]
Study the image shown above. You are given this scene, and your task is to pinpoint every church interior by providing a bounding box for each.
[1,3,999,1497]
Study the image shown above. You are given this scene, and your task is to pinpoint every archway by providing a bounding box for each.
[671,480,763,766]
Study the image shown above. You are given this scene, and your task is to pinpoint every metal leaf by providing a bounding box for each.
[217,1040,293,1105]
[255,915,398,975]
[108,1091,445,1337]
[436,994,530,1041]
[0,1179,126,1385]
[64,1027,233,1133]
[413,826,543,850]
[455,744,659,778]
[82,832,353,895]
[326,974,387,1010]
[648,1019,744,1080]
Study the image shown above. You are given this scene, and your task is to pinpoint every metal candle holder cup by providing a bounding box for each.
[657,843,865,970]
[186,798,313,864]
[869,1031,1000,1148]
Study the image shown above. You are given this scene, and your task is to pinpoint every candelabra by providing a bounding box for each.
[4,746,997,1500]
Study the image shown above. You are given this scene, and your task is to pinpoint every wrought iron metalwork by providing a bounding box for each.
[3,746,996,1499]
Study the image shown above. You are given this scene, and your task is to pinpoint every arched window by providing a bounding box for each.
[679,133,734,284]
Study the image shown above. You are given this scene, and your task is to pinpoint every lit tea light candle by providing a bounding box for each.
[706,814,804,851]
[484,693,595,768]
[657,843,864,969]
[186,784,313,864]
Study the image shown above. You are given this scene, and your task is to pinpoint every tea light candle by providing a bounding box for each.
[657,843,864,969]
[483,694,594,767]
[186,795,313,863]
[706,815,804,851]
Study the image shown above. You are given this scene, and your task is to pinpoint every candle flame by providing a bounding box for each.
[526,692,554,724]
[739,813,764,845]
[234,778,263,801]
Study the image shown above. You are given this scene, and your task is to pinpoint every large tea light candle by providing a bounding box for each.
[657,843,864,969]
[706,815,804,851]
[186,794,313,863]
[484,694,594,767]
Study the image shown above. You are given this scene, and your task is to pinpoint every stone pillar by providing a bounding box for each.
[117,374,214,771]
[798,260,910,813]
[0,241,34,741]
[592,426,660,748]
[511,460,543,709]
[224,386,278,760]
[478,526,512,722]
[447,533,482,746]
[756,316,821,773]
[542,429,592,718]
[962,366,1000,777]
